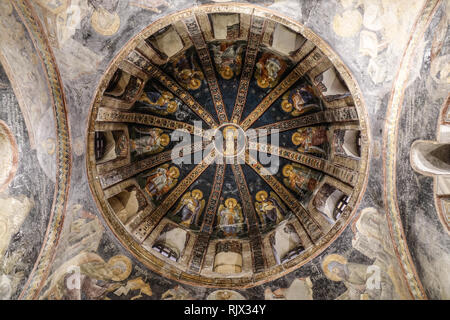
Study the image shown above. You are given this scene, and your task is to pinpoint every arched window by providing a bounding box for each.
[104,69,143,103]
[333,129,361,158]
[270,222,304,265]
[213,241,243,274]
[410,140,450,176]
[152,224,188,262]
[107,186,147,224]
[314,67,350,101]
[152,243,178,262]
[313,183,348,223]
[95,130,128,164]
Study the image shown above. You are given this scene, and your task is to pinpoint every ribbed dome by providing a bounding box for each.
[87,5,368,287]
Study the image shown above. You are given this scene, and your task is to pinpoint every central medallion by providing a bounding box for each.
[213,123,247,158]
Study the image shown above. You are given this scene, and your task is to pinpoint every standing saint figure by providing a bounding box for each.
[255,190,286,227]
[255,52,286,88]
[211,42,244,80]
[281,84,319,116]
[144,164,179,202]
[282,164,318,196]
[292,126,328,156]
[138,88,178,115]
[222,126,239,156]
[173,189,205,228]
[322,254,396,300]
[217,198,244,237]
[171,53,204,90]
[131,127,170,156]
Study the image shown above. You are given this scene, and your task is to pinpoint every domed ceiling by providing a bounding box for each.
[2,0,449,301]
[87,5,368,288]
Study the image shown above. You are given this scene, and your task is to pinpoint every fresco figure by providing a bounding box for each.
[138,89,179,115]
[292,126,328,156]
[41,253,132,300]
[255,190,285,227]
[255,52,287,88]
[0,195,33,259]
[221,125,240,156]
[171,53,204,90]
[161,285,193,300]
[281,84,320,116]
[113,277,152,300]
[173,189,205,227]
[217,198,244,237]
[282,164,318,195]
[131,127,170,156]
[322,254,396,300]
[211,42,244,80]
[144,164,179,201]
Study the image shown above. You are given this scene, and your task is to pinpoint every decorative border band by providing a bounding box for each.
[13,0,72,300]
[382,0,441,300]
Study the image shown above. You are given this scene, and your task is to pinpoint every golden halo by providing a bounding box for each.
[180,69,192,80]
[160,134,170,146]
[220,66,234,80]
[91,9,121,36]
[255,190,268,202]
[282,164,294,177]
[192,189,203,199]
[43,138,56,155]
[225,198,237,208]
[281,100,293,112]
[321,254,348,282]
[292,132,303,145]
[162,91,174,99]
[107,255,132,281]
[222,125,238,137]
[257,77,269,89]
[189,78,202,90]
[168,166,180,178]
[166,101,178,113]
